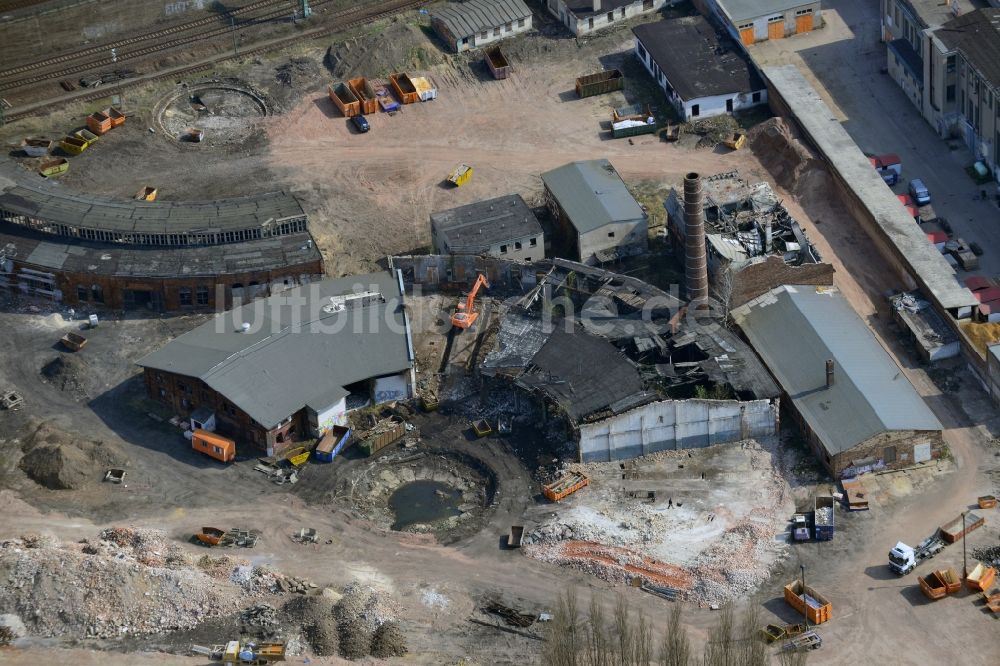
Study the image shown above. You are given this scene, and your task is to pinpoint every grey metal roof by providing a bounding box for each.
[431,0,531,39]
[541,159,645,235]
[0,178,304,234]
[733,285,941,456]
[563,0,638,18]
[937,9,1000,89]
[714,0,816,22]
[431,194,542,253]
[632,17,764,100]
[138,271,413,428]
[763,65,978,312]
[4,223,320,277]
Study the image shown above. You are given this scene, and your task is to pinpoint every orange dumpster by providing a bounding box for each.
[86,111,113,135]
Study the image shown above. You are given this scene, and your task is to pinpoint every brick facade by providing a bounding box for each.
[144,367,306,454]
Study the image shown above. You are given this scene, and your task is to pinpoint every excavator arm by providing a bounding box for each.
[451,273,490,329]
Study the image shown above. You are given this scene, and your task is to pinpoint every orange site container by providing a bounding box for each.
[328,82,360,118]
[192,429,235,463]
[348,77,379,115]
[108,107,126,127]
[86,111,113,135]
[542,471,590,502]
[389,72,419,105]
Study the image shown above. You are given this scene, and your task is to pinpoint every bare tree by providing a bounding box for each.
[544,589,581,666]
[777,647,810,666]
[702,604,735,666]
[632,610,653,666]
[613,593,634,666]
[659,604,692,666]
[585,594,611,666]
[736,605,767,666]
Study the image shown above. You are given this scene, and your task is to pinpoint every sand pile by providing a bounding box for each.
[283,595,338,656]
[334,582,402,660]
[748,117,829,194]
[18,422,126,490]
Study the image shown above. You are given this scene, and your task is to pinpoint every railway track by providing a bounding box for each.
[2,0,424,122]
[0,0,297,81]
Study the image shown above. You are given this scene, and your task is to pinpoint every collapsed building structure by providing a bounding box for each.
[391,254,780,463]
[664,170,834,307]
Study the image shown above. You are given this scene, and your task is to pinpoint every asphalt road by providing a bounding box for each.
[749,0,1000,278]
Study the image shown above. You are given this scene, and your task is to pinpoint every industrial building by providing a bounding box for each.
[430,0,533,53]
[632,17,767,120]
[546,0,667,36]
[138,271,415,455]
[699,0,822,45]
[0,176,322,310]
[541,159,647,265]
[431,194,544,262]
[733,285,944,477]
[663,170,833,307]
[879,0,999,177]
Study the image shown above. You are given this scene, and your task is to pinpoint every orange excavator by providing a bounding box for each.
[451,273,489,329]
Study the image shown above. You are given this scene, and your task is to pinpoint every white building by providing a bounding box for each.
[633,16,768,120]
[431,0,533,53]
[546,0,667,36]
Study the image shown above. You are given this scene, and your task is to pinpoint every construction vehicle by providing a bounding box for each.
[447,163,473,187]
[451,273,489,329]
[888,534,945,574]
[192,640,285,664]
[723,131,747,150]
[542,471,590,502]
[783,580,831,624]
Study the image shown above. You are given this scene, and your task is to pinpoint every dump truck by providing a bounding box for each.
[783,580,831,624]
[919,570,949,600]
[358,416,406,456]
[347,77,379,114]
[134,186,157,201]
[59,135,89,155]
[485,46,511,79]
[192,429,236,463]
[60,331,87,351]
[940,511,983,543]
[575,69,623,98]
[328,82,360,117]
[313,425,351,462]
[447,163,473,187]
[813,496,834,540]
[389,72,419,104]
[967,563,996,592]
[38,158,69,178]
[86,111,113,135]
[610,104,656,139]
[542,471,590,502]
[20,138,52,156]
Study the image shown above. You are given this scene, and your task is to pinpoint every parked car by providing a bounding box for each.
[351,115,370,133]
[909,178,931,205]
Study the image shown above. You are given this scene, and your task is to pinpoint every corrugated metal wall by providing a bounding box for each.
[578,398,777,462]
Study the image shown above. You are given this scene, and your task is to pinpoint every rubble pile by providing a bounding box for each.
[239,603,280,637]
[282,595,338,656]
[334,582,401,661]
[972,546,1000,568]
[0,530,248,639]
[371,620,408,658]
[17,421,126,491]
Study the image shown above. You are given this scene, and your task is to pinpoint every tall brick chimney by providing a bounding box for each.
[683,172,709,306]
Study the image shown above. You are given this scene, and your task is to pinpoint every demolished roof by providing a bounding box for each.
[138,271,413,428]
[733,285,942,456]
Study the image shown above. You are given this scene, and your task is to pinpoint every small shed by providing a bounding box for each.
[431,0,533,53]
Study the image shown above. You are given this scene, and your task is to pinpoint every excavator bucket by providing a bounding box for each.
[451,274,489,330]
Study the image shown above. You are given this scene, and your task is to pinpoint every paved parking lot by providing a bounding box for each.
[749,0,1000,278]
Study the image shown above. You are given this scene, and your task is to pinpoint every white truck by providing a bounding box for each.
[888,533,945,575]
